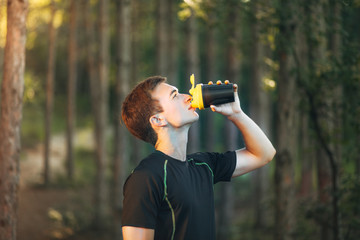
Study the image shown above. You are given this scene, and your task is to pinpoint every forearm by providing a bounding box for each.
[122,226,154,240]
[228,110,276,163]
[209,85,276,175]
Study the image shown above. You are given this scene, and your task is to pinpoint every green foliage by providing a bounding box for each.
[11,0,360,238]
[233,218,274,240]
[50,147,96,188]
[23,71,45,103]
[294,199,321,240]
[21,103,45,148]
[338,176,360,240]
[299,176,360,240]
[21,91,94,148]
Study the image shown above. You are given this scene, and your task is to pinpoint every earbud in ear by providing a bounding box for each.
[150,114,167,127]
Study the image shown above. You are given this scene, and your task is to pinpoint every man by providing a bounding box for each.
[121,76,276,240]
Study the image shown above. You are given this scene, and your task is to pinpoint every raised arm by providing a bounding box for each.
[210,84,276,177]
[122,226,155,240]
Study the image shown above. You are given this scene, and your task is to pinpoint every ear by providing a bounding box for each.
[149,114,167,127]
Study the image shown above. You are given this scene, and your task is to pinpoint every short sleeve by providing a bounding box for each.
[199,151,236,184]
[121,169,164,228]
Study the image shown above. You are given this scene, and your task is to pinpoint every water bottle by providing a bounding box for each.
[189,74,235,110]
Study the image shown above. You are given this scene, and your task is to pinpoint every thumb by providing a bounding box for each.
[210,105,218,112]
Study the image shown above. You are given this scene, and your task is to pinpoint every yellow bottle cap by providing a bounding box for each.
[189,74,204,110]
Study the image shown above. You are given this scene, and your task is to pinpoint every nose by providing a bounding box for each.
[184,94,192,103]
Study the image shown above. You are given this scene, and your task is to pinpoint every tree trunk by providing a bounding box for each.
[0,1,28,239]
[217,2,240,239]
[129,0,146,165]
[293,3,315,201]
[93,0,110,229]
[315,0,341,239]
[83,0,98,135]
[305,1,341,239]
[186,10,200,154]
[329,4,342,238]
[249,0,272,229]
[113,0,131,239]
[167,0,178,86]
[44,0,56,186]
[66,0,78,181]
[274,0,298,239]
[298,114,315,199]
[131,0,139,88]
[83,0,98,121]
[0,0,4,86]
[83,0,97,98]
[84,0,109,229]
[155,0,169,76]
[204,2,216,151]
[155,0,177,82]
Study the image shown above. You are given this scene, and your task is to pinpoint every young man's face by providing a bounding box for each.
[152,82,199,128]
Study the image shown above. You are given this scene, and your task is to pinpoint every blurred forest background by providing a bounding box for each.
[0,0,359,240]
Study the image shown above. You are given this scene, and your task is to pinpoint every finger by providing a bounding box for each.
[210,105,217,112]
[233,83,238,92]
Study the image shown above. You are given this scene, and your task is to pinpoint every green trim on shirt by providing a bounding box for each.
[163,160,175,240]
[188,158,214,183]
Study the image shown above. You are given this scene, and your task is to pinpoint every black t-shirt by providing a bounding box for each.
[122,150,236,240]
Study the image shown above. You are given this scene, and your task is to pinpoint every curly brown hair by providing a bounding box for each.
[121,76,166,146]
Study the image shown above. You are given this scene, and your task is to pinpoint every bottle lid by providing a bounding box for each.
[189,74,204,110]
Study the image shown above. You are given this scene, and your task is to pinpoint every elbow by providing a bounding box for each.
[264,146,276,164]
[271,146,276,159]
[270,146,276,161]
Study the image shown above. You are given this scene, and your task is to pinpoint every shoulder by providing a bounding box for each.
[122,154,166,228]
[137,152,166,172]
[125,152,167,187]
[188,152,212,162]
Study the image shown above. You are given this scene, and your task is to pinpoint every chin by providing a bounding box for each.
[183,114,199,127]
[191,114,200,123]
[192,111,199,120]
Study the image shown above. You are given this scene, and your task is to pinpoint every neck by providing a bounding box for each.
[155,126,190,161]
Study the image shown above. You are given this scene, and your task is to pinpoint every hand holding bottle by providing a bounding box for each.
[189,74,235,110]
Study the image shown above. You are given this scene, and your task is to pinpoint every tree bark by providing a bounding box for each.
[0,1,28,239]
[167,0,178,86]
[274,0,298,239]
[113,0,131,239]
[329,3,342,237]
[298,114,315,199]
[66,0,78,181]
[204,1,216,151]
[44,0,56,186]
[155,0,169,76]
[217,2,240,239]
[84,0,109,229]
[249,0,272,229]
[293,3,315,201]
[84,0,98,117]
[93,0,110,229]
[186,10,200,154]
[129,0,147,165]
[131,0,139,88]
[305,1,341,239]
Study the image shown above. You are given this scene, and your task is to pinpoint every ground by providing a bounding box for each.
[17,130,112,240]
